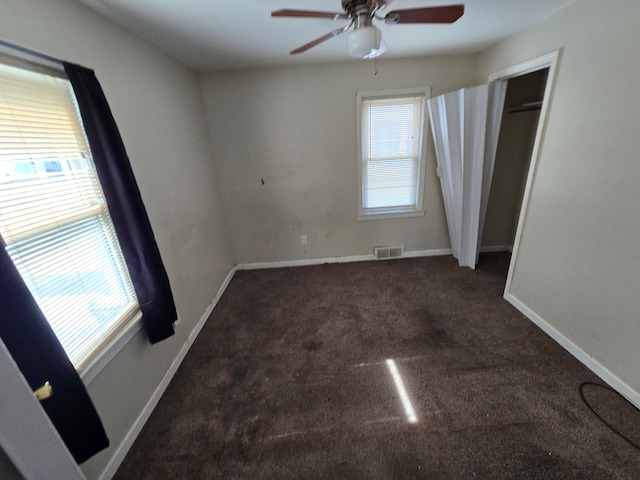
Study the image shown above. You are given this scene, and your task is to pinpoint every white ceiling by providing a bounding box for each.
[76,0,576,71]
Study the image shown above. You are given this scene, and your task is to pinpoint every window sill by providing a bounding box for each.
[357,210,425,221]
[77,309,143,386]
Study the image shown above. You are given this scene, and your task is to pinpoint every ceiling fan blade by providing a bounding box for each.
[384,5,465,24]
[272,9,348,20]
[290,26,351,55]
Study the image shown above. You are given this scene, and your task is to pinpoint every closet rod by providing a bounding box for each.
[507,101,543,113]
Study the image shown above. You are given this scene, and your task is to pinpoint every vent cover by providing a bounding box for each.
[374,245,405,260]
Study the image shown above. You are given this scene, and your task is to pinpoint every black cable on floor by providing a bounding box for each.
[579,381,640,451]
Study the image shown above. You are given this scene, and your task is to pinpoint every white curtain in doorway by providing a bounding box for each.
[428,84,507,269]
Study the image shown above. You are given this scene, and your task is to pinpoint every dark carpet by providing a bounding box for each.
[114,253,640,479]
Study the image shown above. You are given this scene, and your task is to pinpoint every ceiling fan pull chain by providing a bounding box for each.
[374,28,378,75]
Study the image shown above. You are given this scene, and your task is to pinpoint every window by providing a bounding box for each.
[0,60,138,369]
[357,88,430,219]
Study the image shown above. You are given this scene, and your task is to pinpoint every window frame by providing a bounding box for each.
[356,87,431,220]
[0,53,143,385]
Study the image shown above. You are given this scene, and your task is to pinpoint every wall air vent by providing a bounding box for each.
[374,245,405,260]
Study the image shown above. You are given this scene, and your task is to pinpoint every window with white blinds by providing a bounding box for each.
[357,88,429,218]
[0,61,138,368]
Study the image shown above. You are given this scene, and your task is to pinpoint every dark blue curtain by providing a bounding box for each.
[64,62,177,344]
[0,249,109,463]
[0,61,178,463]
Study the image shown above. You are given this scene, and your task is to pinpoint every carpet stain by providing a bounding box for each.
[302,339,323,351]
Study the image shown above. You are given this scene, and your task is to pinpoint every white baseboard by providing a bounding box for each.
[505,292,640,410]
[98,267,237,480]
[479,245,513,253]
[236,248,453,270]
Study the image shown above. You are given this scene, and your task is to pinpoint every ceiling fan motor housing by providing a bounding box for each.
[341,0,369,14]
[342,0,384,20]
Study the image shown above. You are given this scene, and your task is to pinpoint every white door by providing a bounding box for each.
[428,84,506,269]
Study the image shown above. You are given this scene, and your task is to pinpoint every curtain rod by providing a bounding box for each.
[0,38,63,66]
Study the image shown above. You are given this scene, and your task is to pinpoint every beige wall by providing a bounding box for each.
[0,0,233,478]
[200,56,479,263]
[478,0,640,393]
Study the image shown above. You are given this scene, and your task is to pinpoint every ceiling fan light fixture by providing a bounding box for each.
[346,25,381,58]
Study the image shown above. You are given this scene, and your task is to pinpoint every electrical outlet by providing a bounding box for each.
[300,235,308,246]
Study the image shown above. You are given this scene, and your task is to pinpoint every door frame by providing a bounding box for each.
[486,49,562,297]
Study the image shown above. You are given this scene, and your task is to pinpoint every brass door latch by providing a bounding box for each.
[34,381,53,401]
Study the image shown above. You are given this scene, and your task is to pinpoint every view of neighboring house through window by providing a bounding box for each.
[357,88,430,218]
[0,60,138,368]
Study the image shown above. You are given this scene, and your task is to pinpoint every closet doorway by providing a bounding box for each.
[479,50,560,295]
[481,69,549,252]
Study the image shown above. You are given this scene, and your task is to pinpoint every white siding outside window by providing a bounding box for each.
[0,61,138,369]
[357,88,430,219]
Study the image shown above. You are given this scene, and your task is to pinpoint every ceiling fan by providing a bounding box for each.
[272,1,465,59]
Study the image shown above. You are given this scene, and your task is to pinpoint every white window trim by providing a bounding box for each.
[357,210,425,221]
[76,309,143,385]
[356,87,431,220]
[0,51,143,384]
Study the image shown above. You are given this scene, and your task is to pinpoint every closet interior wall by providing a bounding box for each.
[481,69,549,250]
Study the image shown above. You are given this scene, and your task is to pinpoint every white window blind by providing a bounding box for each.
[0,62,138,367]
[359,91,427,216]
